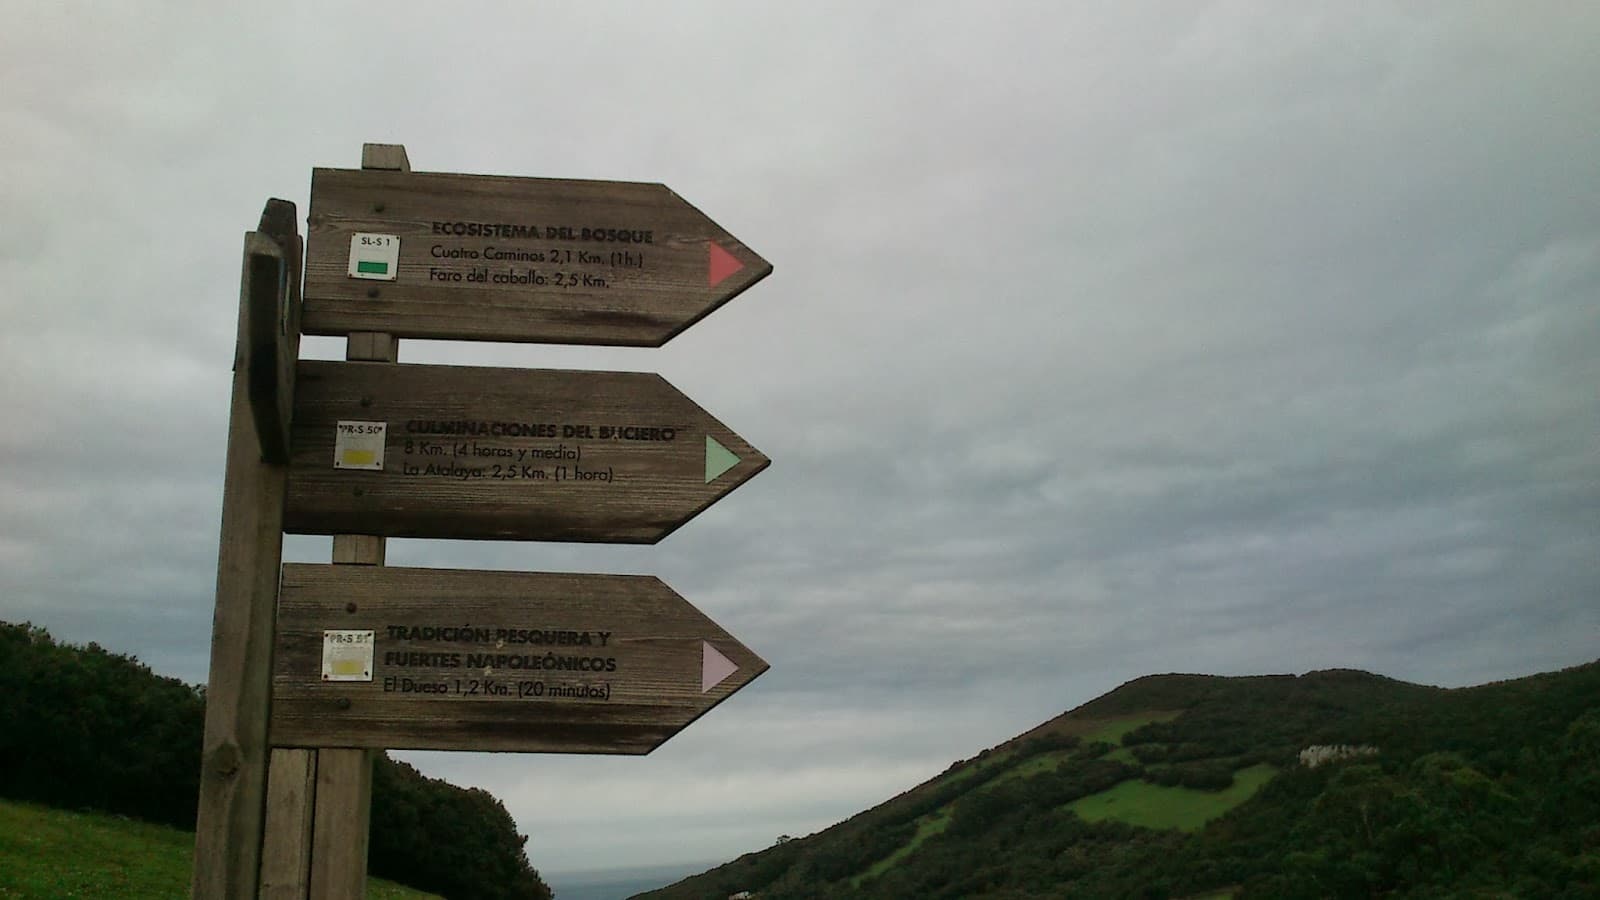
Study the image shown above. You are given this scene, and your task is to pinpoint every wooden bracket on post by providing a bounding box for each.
[193,200,303,900]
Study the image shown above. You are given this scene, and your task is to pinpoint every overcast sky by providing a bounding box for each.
[3,0,1597,880]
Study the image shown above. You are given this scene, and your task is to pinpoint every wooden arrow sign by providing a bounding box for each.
[300,168,772,346]
[270,564,768,754]
[282,360,769,542]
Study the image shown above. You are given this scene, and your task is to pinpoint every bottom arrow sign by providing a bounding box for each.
[270,564,767,754]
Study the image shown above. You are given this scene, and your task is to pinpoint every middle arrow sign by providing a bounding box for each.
[284,360,769,542]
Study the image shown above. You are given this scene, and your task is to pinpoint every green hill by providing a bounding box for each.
[0,797,441,899]
[640,663,1600,899]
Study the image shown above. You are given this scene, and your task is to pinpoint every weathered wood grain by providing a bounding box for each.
[344,331,396,362]
[244,226,300,464]
[307,522,384,900]
[192,200,301,900]
[301,168,771,345]
[331,534,385,565]
[360,143,410,172]
[282,361,769,542]
[270,564,768,753]
[281,144,407,900]
[308,749,372,899]
[258,748,316,900]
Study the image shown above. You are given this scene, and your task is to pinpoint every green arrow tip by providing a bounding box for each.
[705,436,740,483]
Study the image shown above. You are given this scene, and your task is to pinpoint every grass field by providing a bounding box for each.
[1081,711,1181,746]
[853,807,952,886]
[983,748,1075,786]
[0,799,441,899]
[1067,763,1278,832]
[936,748,1016,788]
[1104,745,1142,764]
[985,712,1181,789]
[854,712,1195,885]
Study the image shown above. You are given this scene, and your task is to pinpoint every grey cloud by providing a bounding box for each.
[3,0,1598,874]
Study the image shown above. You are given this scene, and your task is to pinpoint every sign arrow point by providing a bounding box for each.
[705,435,741,483]
[708,240,744,288]
[702,641,739,693]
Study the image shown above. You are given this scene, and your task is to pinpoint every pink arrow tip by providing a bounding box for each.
[708,241,744,288]
[702,641,739,693]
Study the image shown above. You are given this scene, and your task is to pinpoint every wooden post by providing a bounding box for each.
[303,342,390,899]
[193,201,302,900]
[261,512,388,899]
[307,745,377,899]
[297,140,406,896]
[263,584,381,900]
[258,749,317,899]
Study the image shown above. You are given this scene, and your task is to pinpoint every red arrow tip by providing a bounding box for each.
[708,241,744,288]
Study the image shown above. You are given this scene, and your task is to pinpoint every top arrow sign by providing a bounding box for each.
[301,168,771,346]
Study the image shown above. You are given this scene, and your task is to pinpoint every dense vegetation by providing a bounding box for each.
[0,621,551,900]
[370,756,548,900]
[643,663,1600,899]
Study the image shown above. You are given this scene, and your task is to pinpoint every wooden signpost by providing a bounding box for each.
[244,201,302,464]
[301,168,772,345]
[283,361,767,542]
[196,145,772,900]
[193,200,302,900]
[271,565,767,753]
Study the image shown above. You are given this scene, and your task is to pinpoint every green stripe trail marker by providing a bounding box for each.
[346,232,399,281]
